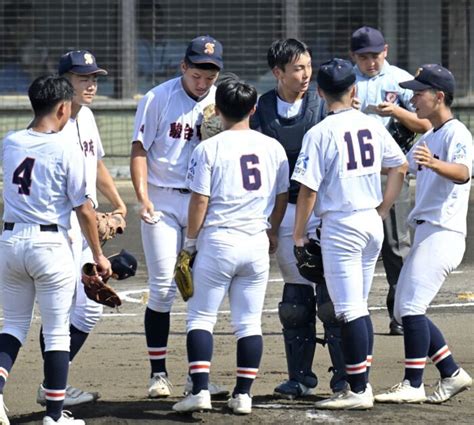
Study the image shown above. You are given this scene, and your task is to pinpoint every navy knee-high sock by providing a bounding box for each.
[0,334,22,393]
[401,315,429,387]
[427,318,459,378]
[44,351,69,421]
[145,308,170,376]
[187,329,213,394]
[364,315,374,381]
[69,324,89,361]
[234,335,263,396]
[341,317,368,393]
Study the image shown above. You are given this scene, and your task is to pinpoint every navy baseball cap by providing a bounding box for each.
[317,58,356,93]
[58,50,108,76]
[399,64,455,95]
[185,35,223,69]
[351,26,386,54]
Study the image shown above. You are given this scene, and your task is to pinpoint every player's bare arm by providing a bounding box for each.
[130,141,155,223]
[76,199,112,278]
[186,192,209,240]
[377,162,408,220]
[377,103,431,133]
[267,191,289,254]
[96,160,127,216]
[293,184,317,247]
[413,143,470,183]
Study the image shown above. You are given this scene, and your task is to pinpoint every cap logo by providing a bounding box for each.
[415,67,423,77]
[84,53,94,64]
[204,42,215,55]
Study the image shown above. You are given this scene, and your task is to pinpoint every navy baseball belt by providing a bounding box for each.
[3,222,58,232]
[172,188,191,194]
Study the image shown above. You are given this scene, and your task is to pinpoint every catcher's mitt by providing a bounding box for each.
[294,238,325,284]
[174,249,196,301]
[96,212,126,244]
[200,103,223,140]
[81,263,122,308]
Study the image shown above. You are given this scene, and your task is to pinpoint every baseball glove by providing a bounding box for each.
[174,249,196,301]
[81,263,122,308]
[96,212,126,244]
[200,103,223,140]
[294,238,325,284]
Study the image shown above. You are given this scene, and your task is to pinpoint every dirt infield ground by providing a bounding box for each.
[1,182,473,424]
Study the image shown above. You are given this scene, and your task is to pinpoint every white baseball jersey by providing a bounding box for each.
[406,119,472,235]
[61,106,105,208]
[132,76,216,188]
[292,108,406,216]
[186,129,289,234]
[2,129,87,229]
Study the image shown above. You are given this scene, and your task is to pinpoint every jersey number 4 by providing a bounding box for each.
[344,129,375,170]
[12,157,35,195]
[240,154,262,190]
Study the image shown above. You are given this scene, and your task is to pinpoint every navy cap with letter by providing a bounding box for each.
[58,50,108,76]
[185,35,223,69]
[399,64,455,95]
[350,26,386,54]
[317,58,356,93]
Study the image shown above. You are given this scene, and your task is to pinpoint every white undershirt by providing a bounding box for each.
[276,96,303,119]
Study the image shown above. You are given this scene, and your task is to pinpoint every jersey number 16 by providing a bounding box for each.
[344,129,375,170]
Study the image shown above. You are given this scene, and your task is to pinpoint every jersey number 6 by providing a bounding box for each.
[240,154,262,190]
[12,157,35,195]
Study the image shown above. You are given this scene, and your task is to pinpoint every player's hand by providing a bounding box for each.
[94,254,112,280]
[376,101,398,117]
[140,200,158,224]
[376,205,390,220]
[293,235,309,248]
[413,142,435,169]
[267,231,279,254]
[352,97,362,110]
[112,203,127,218]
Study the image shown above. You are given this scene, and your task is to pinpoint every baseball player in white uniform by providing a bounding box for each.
[130,35,227,398]
[172,77,289,415]
[0,75,111,425]
[292,58,408,410]
[35,51,127,407]
[375,65,473,404]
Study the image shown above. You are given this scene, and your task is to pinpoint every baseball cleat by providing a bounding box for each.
[43,410,85,424]
[37,384,100,407]
[314,385,374,410]
[389,319,404,336]
[427,368,472,404]
[375,380,426,403]
[273,379,312,400]
[0,394,9,425]
[183,375,229,397]
[148,373,173,398]
[172,389,212,413]
[228,393,252,415]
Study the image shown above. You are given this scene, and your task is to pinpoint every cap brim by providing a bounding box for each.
[69,65,108,76]
[399,79,432,91]
[352,45,385,54]
[186,54,223,69]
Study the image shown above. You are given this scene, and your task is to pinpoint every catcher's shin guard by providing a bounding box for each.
[278,283,318,388]
[316,282,347,393]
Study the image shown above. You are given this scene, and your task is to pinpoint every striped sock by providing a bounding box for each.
[0,333,22,393]
[364,315,374,381]
[44,350,69,421]
[145,308,170,376]
[341,317,368,393]
[402,315,429,387]
[427,318,458,378]
[234,335,262,395]
[187,330,213,394]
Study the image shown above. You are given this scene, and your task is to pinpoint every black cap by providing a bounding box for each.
[58,50,108,76]
[108,249,137,280]
[350,26,386,54]
[399,64,455,95]
[185,35,223,69]
[317,58,356,93]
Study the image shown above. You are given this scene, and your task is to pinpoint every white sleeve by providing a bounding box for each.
[132,91,160,151]
[447,127,472,172]
[381,127,407,168]
[275,144,290,194]
[65,145,88,208]
[187,144,212,197]
[291,130,324,192]
[91,116,105,159]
